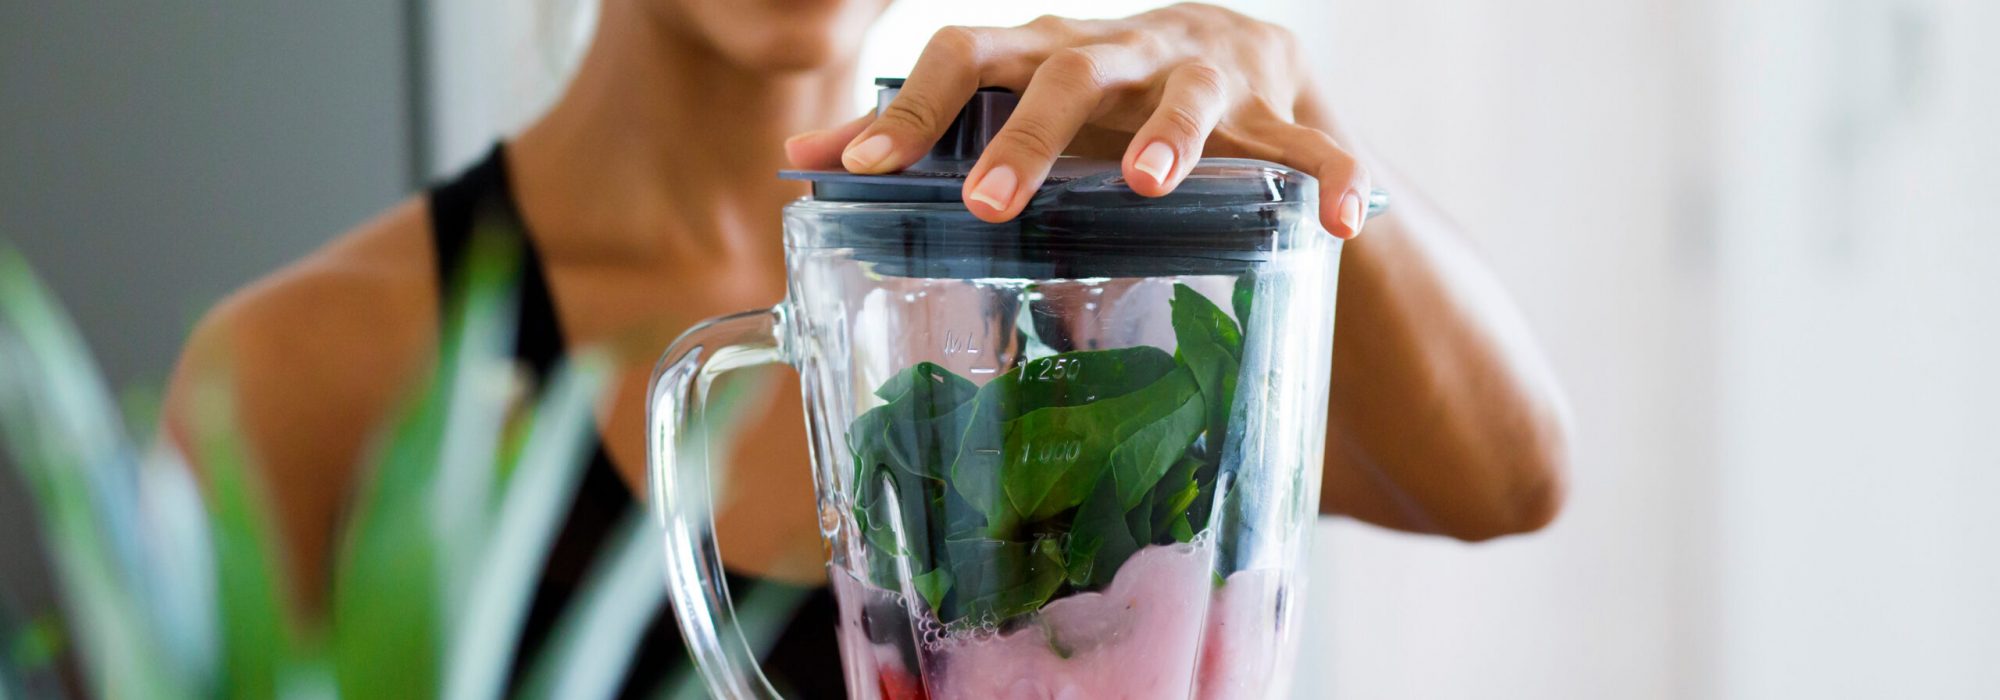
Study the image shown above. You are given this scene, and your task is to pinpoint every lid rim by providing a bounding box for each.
[781,157,1316,210]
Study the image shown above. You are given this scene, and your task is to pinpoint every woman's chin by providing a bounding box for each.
[663,0,883,74]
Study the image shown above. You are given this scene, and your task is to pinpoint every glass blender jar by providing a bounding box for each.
[649,80,1374,699]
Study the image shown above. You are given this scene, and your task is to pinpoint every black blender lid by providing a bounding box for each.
[779,78,1312,209]
[780,79,1380,279]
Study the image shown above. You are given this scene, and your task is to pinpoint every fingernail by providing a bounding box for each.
[968,165,1018,213]
[843,134,894,171]
[1339,192,1364,237]
[1133,141,1176,186]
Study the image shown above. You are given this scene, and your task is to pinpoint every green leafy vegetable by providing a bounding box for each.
[997,366,1201,522]
[939,537,1067,623]
[1232,275,1256,334]
[1171,283,1243,463]
[849,282,1250,627]
[1063,473,1142,589]
[912,569,954,616]
[848,362,982,580]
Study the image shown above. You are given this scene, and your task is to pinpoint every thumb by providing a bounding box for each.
[784,112,876,170]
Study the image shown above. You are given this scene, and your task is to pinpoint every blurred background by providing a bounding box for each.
[3,0,1996,697]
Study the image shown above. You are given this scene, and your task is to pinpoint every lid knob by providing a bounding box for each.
[873,77,1018,165]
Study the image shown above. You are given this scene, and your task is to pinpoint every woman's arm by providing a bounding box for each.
[785,3,1572,540]
[1293,85,1571,538]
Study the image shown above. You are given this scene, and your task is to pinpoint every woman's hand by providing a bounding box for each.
[784,3,1372,239]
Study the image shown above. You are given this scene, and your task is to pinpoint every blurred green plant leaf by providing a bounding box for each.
[516,512,664,700]
[332,228,525,698]
[1,245,200,698]
[432,227,526,606]
[2,237,729,700]
[330,367,448,698]
[187,378,305,699]
[443,351,606,700]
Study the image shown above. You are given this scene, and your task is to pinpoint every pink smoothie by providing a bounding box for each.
[1193,569,1283,700]
[831,540,1292,700]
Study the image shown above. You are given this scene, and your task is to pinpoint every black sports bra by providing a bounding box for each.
[427,145,845,698]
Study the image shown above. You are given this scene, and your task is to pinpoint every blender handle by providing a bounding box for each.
[647,305,792,700]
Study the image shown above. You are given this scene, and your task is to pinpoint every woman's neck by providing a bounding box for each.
[509,0,856,264]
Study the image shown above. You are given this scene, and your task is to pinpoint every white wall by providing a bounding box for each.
[425,0,598,176]
[1299,0,1709,697]
[1701,0,2000,697]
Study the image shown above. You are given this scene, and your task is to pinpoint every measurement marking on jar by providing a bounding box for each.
[1016,439,1083,466]
[943,330,980,355]
[1027,357,1083,382]
[969,366,999,375]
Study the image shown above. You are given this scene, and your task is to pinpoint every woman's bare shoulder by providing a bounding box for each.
[163,195,440,514]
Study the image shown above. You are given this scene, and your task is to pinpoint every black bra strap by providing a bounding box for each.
[425,144,564,378]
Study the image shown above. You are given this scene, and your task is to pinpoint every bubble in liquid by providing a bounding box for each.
[818,503,844,535]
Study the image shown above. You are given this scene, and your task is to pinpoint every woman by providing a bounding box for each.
[165,0,1571,694]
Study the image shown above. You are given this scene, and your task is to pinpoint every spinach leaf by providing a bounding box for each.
[1072,446,1192,588]
[1171,284,1243,462]
[934,380,1013,538]
[1152,453,1206,543]
[875,361,979,404]
[845,282,1252,628]
[1232,274,1256,332]
[1106,383,1206,510]
[942,536,1068,624]
[849,363,980,583]
[1185,458,1222,535]
[1064,447,1205,589]
[942,346,1180,532]
[913,568,954,616]
[850,362,979,482]
[853,467,938,585]
[999,367,1202,521]
[1064,471,1144,588]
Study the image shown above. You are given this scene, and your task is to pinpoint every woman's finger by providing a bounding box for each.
[1120,61,1232,196]
[841,26,996,174]
[1253,119,1372,238]
[784,111,875,170]
[963,44,1148,221]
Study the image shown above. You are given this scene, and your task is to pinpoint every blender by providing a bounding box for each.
[648,78,1376,699]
